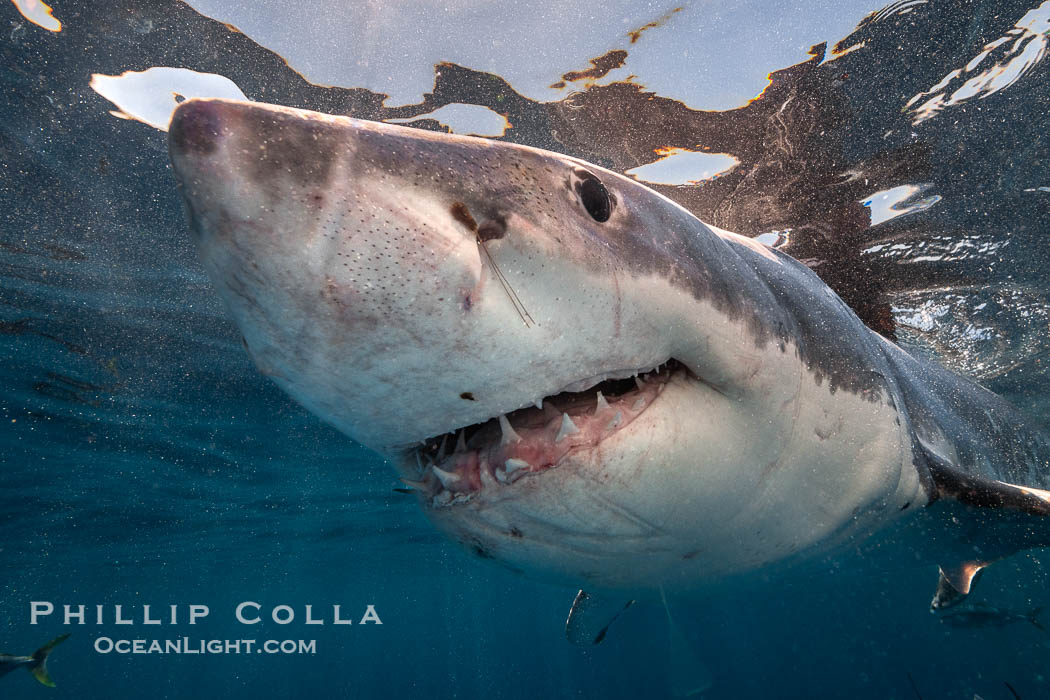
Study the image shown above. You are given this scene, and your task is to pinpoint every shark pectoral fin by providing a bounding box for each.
[29,633,70,687]
[924,446,1050,517]
[565,590,635,646]
[931,562,986,610]
[922,446,1050,609]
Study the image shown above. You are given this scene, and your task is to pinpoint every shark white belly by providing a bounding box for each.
[168,98,1050,611]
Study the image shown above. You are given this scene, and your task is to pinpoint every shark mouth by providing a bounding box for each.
[405,359,684,507]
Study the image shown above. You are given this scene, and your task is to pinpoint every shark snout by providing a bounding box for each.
[169,98,343,193]
[169,98,225,157]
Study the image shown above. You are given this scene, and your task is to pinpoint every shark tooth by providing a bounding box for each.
[480,466,497,489]
[456,429,466,452]
[632,397,646,411]
[431,465,462,490]
[555,413,581,442]
[595,391,609,413]
[504,458,530,473]
[439,433,451,456]
[534,398,544,410]
[635,377,646,390]
[499,414,522,445]
[606,412,623,430]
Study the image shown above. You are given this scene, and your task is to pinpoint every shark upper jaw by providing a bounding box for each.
[399,359,687,507]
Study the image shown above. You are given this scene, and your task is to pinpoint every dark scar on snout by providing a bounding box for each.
[450,201,478,231]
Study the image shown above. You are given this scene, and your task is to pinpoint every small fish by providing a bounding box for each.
[938,603,1044,631]
[0,634,70,687]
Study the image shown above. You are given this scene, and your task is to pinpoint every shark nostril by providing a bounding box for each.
[477,218,506,241]
[450,201,478,231]
[450,202,505,241]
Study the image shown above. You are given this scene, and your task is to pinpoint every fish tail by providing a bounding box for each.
[28,633,70,687]
[1027,606,1045,632]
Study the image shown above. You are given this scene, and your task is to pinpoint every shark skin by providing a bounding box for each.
[168,97,1050,609]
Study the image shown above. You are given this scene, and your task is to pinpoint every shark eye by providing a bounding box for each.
[575,171,612,223]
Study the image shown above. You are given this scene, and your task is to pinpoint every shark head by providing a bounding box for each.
[170,99,919,589]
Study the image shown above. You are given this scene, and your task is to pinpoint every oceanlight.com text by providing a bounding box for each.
[93,637,317,655]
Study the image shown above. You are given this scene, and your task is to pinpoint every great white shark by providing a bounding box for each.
[168,98,1050,629]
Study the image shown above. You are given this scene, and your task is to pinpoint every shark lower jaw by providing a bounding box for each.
[399,359,686,508]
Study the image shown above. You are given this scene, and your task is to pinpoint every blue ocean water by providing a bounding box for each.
[3,0,1050,698]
